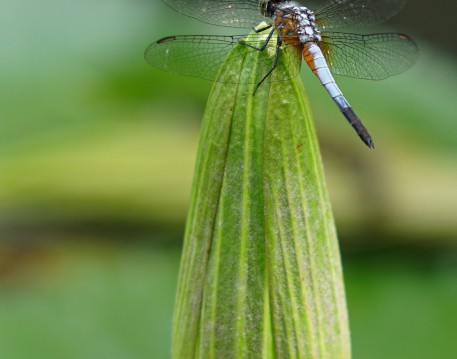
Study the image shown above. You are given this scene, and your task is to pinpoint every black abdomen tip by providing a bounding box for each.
[341,107,375,149]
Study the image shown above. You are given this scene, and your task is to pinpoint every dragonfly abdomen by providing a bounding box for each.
[303,43,374,148]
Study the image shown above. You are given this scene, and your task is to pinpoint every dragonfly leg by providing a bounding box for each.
[253,24,272,33]
[241,27,276,52]
[253,36,283,94]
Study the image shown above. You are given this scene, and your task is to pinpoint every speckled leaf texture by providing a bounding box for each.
[172,28,351,359]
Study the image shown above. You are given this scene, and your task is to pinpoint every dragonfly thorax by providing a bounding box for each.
[273,4,322,46]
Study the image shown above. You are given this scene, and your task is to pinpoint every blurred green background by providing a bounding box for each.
[1,0,456,358]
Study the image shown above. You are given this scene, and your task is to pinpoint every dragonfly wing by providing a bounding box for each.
[145,35,242,81]
[314,0,406,29]
[162,0,265,28]
[144,34,301,84]
[319,32,419,80]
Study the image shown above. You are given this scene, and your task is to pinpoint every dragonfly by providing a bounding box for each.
[145,0,419,148]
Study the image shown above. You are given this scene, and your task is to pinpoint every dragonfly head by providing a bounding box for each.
[259,0,279,17]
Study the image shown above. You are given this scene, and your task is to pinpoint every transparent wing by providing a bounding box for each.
[319,32,419,80]
[144,34,301,84]
[162,0,266,28]
[315,0,406,29]
[145,35,242,80]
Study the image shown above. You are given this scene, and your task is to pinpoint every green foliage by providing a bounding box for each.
[1,2,457,359]
[172,28,350,358]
